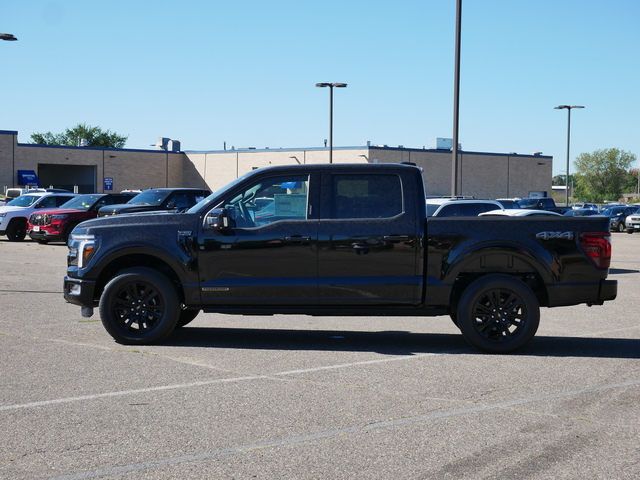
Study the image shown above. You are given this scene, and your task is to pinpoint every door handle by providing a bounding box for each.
[383,234,410,243]
[284,235,311,245]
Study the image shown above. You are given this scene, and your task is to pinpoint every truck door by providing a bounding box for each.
[317,171,421,305]
[197,173,319,305]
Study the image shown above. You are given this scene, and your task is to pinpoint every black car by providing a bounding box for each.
[97,188,211,217]
[600,205,640,232]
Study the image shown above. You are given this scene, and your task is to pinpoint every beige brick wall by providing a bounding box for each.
[1,131,552,199]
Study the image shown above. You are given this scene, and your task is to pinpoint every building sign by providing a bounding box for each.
[104,177,113,191]
[17,170,39,186]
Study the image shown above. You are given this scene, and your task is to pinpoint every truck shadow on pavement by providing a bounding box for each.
[167,327,640,359]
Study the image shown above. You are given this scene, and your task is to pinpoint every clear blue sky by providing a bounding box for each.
[2,0,638,175]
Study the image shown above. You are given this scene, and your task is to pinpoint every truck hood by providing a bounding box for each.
[76,211,199,233]
[98,204,166,216]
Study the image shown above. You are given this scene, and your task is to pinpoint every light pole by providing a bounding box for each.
[316,82,347,163]
[554,105,584,206]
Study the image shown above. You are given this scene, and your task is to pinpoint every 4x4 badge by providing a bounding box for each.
[536,231,573,240]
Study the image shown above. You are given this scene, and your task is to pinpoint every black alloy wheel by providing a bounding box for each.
[456,274,540,354]
[99,267,180,345]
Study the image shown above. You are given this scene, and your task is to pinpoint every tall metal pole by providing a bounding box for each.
[555,105,584,206]
[565,108,572,207]
[316,83,347,164]
[451,0,462,196]
[329,85,334,164]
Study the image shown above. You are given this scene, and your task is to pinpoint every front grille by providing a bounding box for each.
[29,213,51,226]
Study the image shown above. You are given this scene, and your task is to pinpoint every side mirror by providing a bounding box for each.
[206,208,231,231]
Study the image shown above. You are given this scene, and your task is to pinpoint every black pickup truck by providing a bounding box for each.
[63,163,617,353]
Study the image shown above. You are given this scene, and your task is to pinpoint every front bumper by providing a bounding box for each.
[63,275,98,308]
[29,229,63,242]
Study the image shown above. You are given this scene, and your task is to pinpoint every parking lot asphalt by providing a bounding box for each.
[0,234,638,479]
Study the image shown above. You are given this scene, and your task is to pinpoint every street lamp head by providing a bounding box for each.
[0,33,18,41]
[316,82,347,88]
[555,105,585,110]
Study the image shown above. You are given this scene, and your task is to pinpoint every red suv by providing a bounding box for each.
[27,193,136,244]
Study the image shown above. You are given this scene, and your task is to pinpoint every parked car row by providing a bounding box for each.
[427,198,640,231]
[0,188,211,243]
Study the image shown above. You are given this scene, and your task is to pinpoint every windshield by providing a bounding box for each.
[59,195,102,211]
[127,190,171,206]
[6,195,41,207]
[517,198,539,208]
[602,206,625,215]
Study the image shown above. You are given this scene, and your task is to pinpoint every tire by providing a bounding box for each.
[176,309,200,328]
[35,239,48,244]
[456,274,540,354]
[617,222,624,232]
[99,267,180,345]
[627,228,633,234]
[63,222,80,244]
[6,219,27,241]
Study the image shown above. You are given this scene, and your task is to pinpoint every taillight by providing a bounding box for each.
[579,232,612,269]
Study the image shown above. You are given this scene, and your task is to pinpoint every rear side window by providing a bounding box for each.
[331,174,403,219]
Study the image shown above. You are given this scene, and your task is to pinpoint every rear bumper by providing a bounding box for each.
[546,279,617,307]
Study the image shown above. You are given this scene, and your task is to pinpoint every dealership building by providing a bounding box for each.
[0,130,553,199]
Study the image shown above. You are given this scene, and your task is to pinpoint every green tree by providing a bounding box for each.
[30,123,128,148]
[573,148,637,201]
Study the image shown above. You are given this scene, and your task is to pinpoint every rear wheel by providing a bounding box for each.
[456,274,540,354]
[99,267,180,345]
[6,219,27,241]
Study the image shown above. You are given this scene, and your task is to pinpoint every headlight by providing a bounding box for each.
[0,213,7,217]
[68,234,98,268]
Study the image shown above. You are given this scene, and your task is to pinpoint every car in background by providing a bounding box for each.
[426,198,503,217]
[28,192,137,244]
[563,208,603,217]
[517,197,570,214]
[97,188,211,217]
[0,192,78,241]
[625,210,640,233]
[570,202,598,210]
[600,205,640,232]
[495,198,521,209]
[479,209,562,217]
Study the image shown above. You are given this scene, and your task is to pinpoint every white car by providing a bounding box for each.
[426,198,503,217]
[0,193,77,241]
[479,209,562,217]
[625,210,640,233]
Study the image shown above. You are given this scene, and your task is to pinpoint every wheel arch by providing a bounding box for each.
[94,251,188,307]
[446,247,553,312]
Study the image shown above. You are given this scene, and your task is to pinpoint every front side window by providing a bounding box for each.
[221,175,309,228]
[331,174,402,219]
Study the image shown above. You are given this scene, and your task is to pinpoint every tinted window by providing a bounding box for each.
[331,174,402,219]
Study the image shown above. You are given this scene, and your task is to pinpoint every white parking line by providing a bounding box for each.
[0,352,448,412]
[42,379,640,480]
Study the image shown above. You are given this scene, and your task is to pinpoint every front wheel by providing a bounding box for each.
[456,274,540,354]
[99,267,180,345]
[6,219,27,241]
[617,222,625,232]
